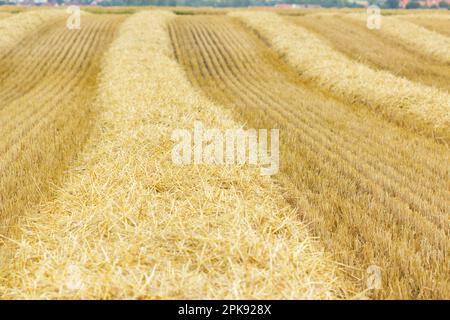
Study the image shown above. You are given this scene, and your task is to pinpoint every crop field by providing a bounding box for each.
[169,14,449,299]
[289,14,450,91]
[0,8,448,300]
[0,13,12,20]
[0,13,124,237]
[399,14,450,37]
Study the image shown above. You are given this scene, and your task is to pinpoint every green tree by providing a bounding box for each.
[385,0,399,8]
[439,0,449,8]
[406,0,421,8]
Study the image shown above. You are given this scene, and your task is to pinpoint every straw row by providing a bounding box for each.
[171,14,450,299]
[0,15,122,238]
[0,9,67,56]
[346,13,450,65]
[396,13,450,38]
[231,11,450,142]
[288,13,450,92]
[0,11,345,299]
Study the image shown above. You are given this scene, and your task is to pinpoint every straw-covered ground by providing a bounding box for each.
[0,11,347,299]
[232,11,450,143]
[0,12,124,238]
[0,10,66,54]
[398,14,450,37]
[171,14,449,299]
[0,8,448,300]
[288,13,450,92]
[0,12,12,20]
[345,13,450,65]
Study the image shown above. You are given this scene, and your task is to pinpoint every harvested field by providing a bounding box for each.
[289,13,450,92]
[345,13,450,65]
[0,11,347,300]
[233,11,450,143]
[0,10,66,54]
[0,8,448,301]
[169,15,450,299]
[398,14,450,38]
[0,14,124,237]
[0,13,12,19]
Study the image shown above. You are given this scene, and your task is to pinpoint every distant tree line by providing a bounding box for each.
[378,0,450,8]
[97,0,366,8]
[404,0,450,8]
[0,0,448,8]
[94,0,450,8]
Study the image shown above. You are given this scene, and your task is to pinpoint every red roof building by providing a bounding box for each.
[400,0,450,7]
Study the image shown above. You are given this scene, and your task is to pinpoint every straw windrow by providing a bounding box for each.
[0,12,12,20]
[170,14,450,299]
[231,11,450,143]
[397,13,450,20]
[396,14,450,38]
[287,13,450,92]
[0,11,347,299]
[0,10,67,55]
[345,13,450,65]
[0,14,123,239]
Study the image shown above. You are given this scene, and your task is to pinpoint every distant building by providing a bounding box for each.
[7,0,47,4]
[274,3,294,8]
[399,0,450,7]
[274,3,322,8]
[7,0,86,5]
[354,0,369,7]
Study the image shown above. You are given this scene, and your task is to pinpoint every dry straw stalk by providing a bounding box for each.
[231,11,450,142]
[0,11,347,299]
[0,9,66,55]
[346,13,450,65]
